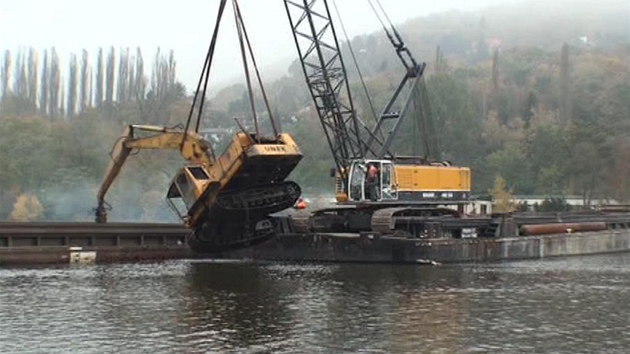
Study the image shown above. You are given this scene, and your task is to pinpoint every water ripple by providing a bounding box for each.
[2,254,630,353]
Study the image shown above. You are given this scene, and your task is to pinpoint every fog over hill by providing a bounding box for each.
[213,0,628,92]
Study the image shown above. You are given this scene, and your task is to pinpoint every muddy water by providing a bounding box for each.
[1,254,630,353]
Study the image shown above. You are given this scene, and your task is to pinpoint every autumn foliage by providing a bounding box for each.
[10,194,44,221]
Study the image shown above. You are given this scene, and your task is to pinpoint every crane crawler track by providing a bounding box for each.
[371,207,464,237]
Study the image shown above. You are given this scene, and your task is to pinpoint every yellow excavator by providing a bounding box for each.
[95,0,303,253]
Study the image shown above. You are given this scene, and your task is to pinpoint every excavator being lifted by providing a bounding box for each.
[95,0,302,253]
[284,0,472,237]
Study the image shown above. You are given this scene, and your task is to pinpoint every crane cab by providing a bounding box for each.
[341,160,398,203]
[337,159,472,204]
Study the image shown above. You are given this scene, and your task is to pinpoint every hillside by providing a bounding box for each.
[0,0,628,221]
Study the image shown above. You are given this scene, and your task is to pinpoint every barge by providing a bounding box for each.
[0,222,190,266]
[2,210,630,266]
[221,210,630,264]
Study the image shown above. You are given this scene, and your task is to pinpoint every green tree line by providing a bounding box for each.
[0,46,180,121]
[0,3,628,221]
[0,47,185,221]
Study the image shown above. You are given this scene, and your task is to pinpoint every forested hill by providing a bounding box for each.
[0,0,628,221]
[341,0,629,79]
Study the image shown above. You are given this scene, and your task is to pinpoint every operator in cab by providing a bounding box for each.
[366,163,380,201]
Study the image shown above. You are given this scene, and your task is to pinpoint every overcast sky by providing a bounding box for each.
[0,0,509,91]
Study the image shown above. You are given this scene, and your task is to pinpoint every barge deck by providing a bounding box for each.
[221,211,630,263]
[2,210,630,266]
[222,228,630,264]
[0,222,190,265]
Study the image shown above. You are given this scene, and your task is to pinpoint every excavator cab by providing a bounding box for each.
[165,166,217,222]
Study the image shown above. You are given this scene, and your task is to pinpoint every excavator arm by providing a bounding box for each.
[95,124,214,223]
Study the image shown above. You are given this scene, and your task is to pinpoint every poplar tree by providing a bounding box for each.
[59,85,65,117]
[27,48,38,107]
[491,48,499,91]
[67,54,78,117]
[0,50,11,98]
[117,48,129,102]
[13,50,27,99]
[39,50,49,116]
[128,54,136,102]
[88,67,93,108]
[559,42,572,124]
[79,49,89,112]
[135,47,145,99]
[49,48,61,118]
[105,46,115,104]
[95,47,104,107]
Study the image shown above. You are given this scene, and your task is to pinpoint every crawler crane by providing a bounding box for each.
[284,0,471,237]
[95,0,302,253]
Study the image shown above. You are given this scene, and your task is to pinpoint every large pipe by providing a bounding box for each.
[520,222,607,236]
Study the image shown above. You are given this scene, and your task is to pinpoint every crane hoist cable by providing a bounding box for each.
[367,0,419,71]
[182,0,228,156]
[182,0,278,149]
[232,0,279,138]
[366,0,440,160]
[367,0,389,35]
[233,0,260,139]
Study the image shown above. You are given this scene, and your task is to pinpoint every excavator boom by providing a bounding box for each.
[95,124,213,223]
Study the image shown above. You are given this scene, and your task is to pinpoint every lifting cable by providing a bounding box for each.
[368,0,419,70]
[366,0,389,36]
[232,0,279,139]
[182,0,228,156]
[233,0,260,139]
[330,0,379,126]
[368,0,437,160]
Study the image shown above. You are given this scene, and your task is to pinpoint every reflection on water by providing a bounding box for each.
[2,254,630,353]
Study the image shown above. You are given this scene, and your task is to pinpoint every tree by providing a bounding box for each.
[536,197,570,212]
[13,50,27,99]
[9,194,44,221]
[95,47,104,107]
[105,46,115,105]
[523,91,536,127]
[67,54,78,117]
[117,48,129,103]
[27,48,38,107]
[490,175,515,213]
[475,16,490,62]
[491,48,499,91]
[559,42,572,124]
[79,49,89,112]
[134,47,145,99]
[0,50,10,98]
[49,48,61,118]
[39,50,49,116]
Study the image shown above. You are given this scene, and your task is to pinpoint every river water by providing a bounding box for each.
[1,253,630,353]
